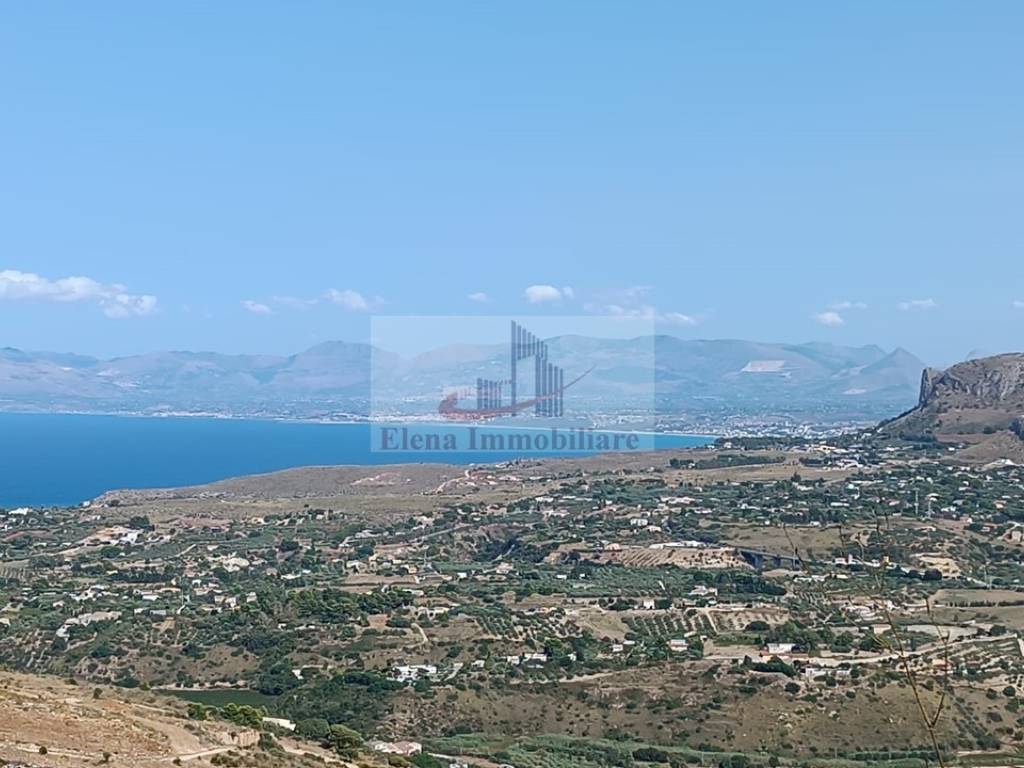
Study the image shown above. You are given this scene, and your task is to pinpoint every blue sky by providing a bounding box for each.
[1,2,1022,365]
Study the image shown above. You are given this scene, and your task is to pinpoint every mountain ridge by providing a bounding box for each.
[0,336,927,423]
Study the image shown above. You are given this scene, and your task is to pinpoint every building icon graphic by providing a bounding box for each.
[441,321,583,420]
[479,320,564,417]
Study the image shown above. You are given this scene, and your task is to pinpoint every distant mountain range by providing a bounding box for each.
[0,337,928,425]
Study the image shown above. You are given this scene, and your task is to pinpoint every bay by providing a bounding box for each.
[0,412,713,508]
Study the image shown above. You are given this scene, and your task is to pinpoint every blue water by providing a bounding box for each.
[0,413,713,508]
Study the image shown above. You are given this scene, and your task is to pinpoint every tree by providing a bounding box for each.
[296,717,331,741]
[220,703,264,729]
[327,724,363,758]
[859,633,882,652]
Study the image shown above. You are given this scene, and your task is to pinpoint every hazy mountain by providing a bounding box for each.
[649,338,924,406]
[0,337,927,422]
[270,342,382,394]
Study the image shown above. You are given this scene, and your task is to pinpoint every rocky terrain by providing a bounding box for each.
[919,354,1024,412]
[0,672,345,767]
[880,353,1024,458]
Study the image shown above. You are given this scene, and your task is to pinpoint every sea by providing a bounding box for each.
[0,413,713,508]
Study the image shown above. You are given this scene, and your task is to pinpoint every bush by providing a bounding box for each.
[296,717,331,741]
[633,746,670,763]
[327,724,363,758]
[410,754,446,768]
[220,702,265,729]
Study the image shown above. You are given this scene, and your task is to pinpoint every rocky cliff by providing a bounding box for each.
[881,353,1024,452]
[917,353,1024,408]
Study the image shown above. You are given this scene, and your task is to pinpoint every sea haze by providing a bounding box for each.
[0,413,712,508]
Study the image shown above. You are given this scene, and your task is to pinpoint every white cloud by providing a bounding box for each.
[102,294,158,319]
[815,301,866,327]
[327,288,376,312]
[242,300,273,315]
[0,269,157,318]
[271,295,318,309]
[467,292,490,303]
[661,311,699,326]
[524,284,565,304]
[898,298,936,312]
[597,303,653,320]
[1013,300,1024,309]
[580,286,697,326]
[587,302,698,326]
[815,311,845,327]
[561,286,575,300]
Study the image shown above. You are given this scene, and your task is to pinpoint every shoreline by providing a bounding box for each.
[0,408,718,440]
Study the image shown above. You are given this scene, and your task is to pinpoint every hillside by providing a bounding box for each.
[879,352,1024,458]
[0,672,346,767]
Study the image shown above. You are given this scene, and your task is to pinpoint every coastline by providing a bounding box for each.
[0,412,715,508]
[0,407,718,440]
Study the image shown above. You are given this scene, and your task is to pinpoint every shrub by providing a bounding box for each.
[296,717,331,741]
[327,724,363,758]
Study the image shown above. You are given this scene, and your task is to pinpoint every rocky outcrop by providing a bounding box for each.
[916,354,1024,408]
[882,353,1024,448]
[918,367,943,406]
